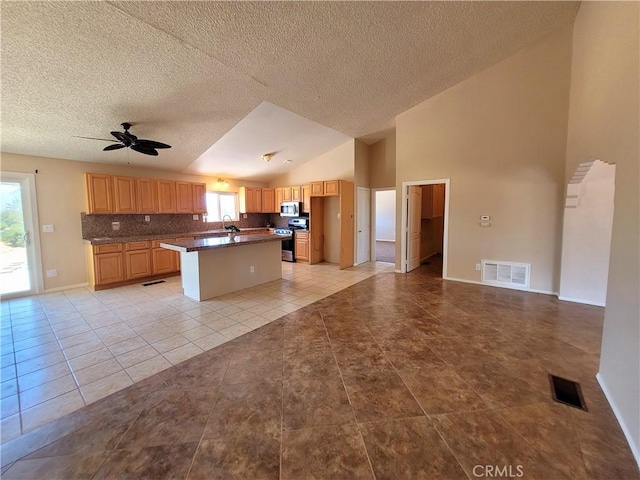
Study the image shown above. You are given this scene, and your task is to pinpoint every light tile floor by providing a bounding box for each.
[0,261,394,442]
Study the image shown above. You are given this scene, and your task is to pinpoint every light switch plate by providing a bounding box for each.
[193,214,199,220]
[112,222,120,231]
[144,215,150,222]
[479,221,491,227]
[42,224,54,233]
[46,269,57,277]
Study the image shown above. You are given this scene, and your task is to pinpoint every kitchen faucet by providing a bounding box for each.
[222,214,233,230]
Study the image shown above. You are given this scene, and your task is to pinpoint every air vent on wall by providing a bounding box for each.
[482,260,530,290]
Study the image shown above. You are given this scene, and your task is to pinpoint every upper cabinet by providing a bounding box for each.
[157,180,176,213]
[291,185,302,202]
[310,180,340,197]
[238,186,263,213]
[136,178,158,213]
[86,173,113,214]
[261,188,276,213]
[192,183,207,213]
[302,184,311,213]
[86,173,206,215]
[112,176,137,213]
[175,181,193,213]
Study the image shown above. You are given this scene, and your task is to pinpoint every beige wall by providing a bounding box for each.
[269,139,355,187]
[0,152,266,291]
[396,28,573,292]
[354,140,370,188]
[370,131,396,189]
[567,2,639,462]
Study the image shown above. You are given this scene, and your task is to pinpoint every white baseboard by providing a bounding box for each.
[558,295,606,307]
[375,239,396,243]
[443,276,557,296]
[394,269,402,274]
[596,372,640,469]
[43,282,89,294]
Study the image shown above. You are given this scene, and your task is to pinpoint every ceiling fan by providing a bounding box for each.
[76,123,171,156]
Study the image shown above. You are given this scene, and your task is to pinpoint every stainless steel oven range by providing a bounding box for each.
[274,217,308,262]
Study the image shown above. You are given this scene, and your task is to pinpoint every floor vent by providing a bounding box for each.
[549,374,588,411]
[481,260,530,289]
[142,280,166,287]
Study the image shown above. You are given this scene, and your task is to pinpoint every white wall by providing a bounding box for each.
[559,160,615,306]
[565,1,640,465]
[396,28,572,290]
[375,190,396,242]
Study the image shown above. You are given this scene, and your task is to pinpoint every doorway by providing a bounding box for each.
[0,172,43,297]
[401,179,450,276]
[373,189,396,264]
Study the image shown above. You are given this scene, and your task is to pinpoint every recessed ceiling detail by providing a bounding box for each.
[188,102,351,182]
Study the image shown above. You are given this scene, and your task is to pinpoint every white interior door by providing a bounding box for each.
[356,187,371,264]
[1,172,42,297]
[407,186,422,272]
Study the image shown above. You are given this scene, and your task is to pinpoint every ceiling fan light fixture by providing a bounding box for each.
[262,153,275,163]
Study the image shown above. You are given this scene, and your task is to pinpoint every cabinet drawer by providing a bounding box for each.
[125,241,150,251]
[175,237,194,242]
[295,231,309,239]
[93,243,122,254]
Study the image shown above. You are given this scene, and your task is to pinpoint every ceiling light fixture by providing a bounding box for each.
[216,178,229,188]
[262,153,275,163]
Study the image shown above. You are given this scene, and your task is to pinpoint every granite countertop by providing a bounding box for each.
[83,227,274,245]
[159,233,291,253]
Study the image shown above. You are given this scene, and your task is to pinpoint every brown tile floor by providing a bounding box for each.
[1,260,639,479]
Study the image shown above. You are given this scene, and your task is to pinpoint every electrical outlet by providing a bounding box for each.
[193,214,199,220]
[42,224,54,233]
[112,222,120,231]
[476,264,481,271]
[249,266,255,273]
[144,215,150,222]
[243,214,248,219]
[46,269,58,277]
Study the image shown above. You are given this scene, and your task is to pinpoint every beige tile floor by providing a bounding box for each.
[0,261,394,442]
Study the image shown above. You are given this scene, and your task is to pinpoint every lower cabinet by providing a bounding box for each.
[89,237,193,290]
[125,242,152,279]
[295,232,309,262]
[94,252,125,285]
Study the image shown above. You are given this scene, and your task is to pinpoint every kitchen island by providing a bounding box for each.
[160,233,289,301]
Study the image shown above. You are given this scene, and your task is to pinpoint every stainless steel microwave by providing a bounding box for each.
[280,202,301,217]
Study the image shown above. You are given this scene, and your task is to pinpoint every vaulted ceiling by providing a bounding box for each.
[1,1,580,181]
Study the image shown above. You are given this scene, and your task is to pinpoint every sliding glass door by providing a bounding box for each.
[0,173,41,297]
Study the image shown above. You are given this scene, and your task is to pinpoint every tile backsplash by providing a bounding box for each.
[81,213,271,239]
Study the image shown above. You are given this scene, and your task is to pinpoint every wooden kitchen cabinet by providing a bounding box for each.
[302,184,311,213]
[125,248,152,279]
[157,180,177,213]
[94,252,124,285]
[152,244,177,275]
[176,181,194,213]
[112,176,137,213]
[136,178,158,213]
[291,185,302,202]
[275,188,284,208]
[86,173,113,213]
[310,180,340,197]
[310,182,324,197]
[192,183,207,214]
[261,188,276,213]
[282,187,292,202]
[295,231,309,262]
[239,187,262,213]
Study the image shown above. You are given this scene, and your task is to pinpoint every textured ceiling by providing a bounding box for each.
[1,1,580,180]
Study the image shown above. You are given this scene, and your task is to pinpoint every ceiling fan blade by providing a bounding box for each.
[131,144,158,156]
[73,136,115,142]
[135,139,171,149]
[111,131,127,142]
[103,144,126,151]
